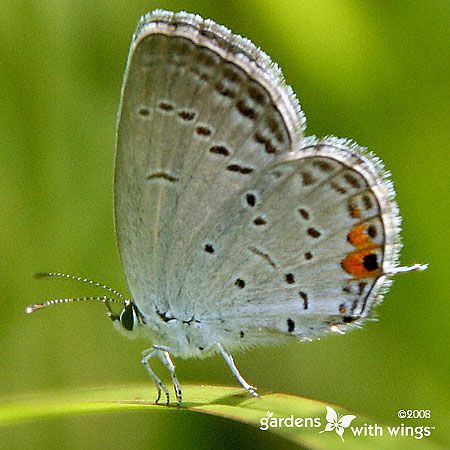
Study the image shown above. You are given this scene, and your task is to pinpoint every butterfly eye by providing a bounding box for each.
[119,301,140,331]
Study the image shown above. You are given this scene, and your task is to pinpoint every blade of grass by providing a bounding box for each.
[0,384,442,449]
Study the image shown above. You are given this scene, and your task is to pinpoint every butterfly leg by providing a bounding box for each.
[216,343,258,397]
[141,347,170,404]
[153,345,183,405]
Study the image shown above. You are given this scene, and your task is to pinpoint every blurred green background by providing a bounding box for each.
[1,0,448,448]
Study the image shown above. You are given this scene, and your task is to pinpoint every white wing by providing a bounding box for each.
[115,10,302,313]
[339,414,357,428]
[115,11,400,353]
[325,406,338,424]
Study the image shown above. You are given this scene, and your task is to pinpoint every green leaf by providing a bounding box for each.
[0,384,441,449]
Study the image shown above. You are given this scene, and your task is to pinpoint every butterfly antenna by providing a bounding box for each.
[25,296,124,315]
[33,272,128,301]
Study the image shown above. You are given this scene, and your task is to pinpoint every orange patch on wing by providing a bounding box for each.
[341,249,381,278]
[342,224,382,278]
[347,224,370,247]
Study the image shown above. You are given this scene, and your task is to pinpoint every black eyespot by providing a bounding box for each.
[285,273,295,284]
[253,216,266,225]
[307,227,321,238]
[209,145,230,156]
[204,244,214,254]
[227,164,253,174]
[287,318,295,332]
[236,100,257,120]
[367,225,377,238]
[298,208,310,220]
[196,126,212,136]
[246,193,256,207]
[362,253,379,271]
[158,102,174,112]
[178,110,196,121]
[299,291,308,309]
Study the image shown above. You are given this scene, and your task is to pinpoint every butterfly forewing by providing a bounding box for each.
[115,11,304,316]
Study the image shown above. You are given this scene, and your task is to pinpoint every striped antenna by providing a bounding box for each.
[33,272,128,301]
[25,296,125,315]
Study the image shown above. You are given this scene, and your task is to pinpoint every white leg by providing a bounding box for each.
[157,350,183,404]
[216,343,258,397]
[141,348,170,404]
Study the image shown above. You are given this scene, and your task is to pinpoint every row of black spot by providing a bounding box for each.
[145,101,214,137]
[234,272,308,309]
[191,50,285,147]
[215,310,357,343]
[152,97,281,156]
[203,242,309,308]
[149,101,276,173]
[300,160,365,197]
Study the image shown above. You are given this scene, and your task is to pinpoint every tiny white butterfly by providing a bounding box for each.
[320,406,356,442]
[27,10,427,405]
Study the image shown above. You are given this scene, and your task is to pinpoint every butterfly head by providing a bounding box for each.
[107,299,144,336]
[26,272,143,336]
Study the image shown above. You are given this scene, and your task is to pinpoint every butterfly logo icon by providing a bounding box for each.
[319,406,356,442]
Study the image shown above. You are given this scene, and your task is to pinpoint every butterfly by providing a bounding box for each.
[27,10,427,404]
[320,406,356,442]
